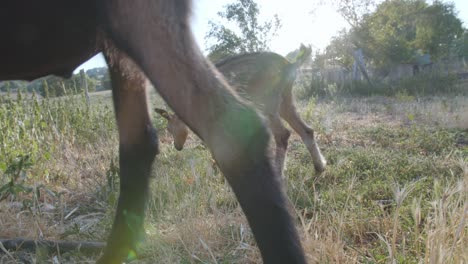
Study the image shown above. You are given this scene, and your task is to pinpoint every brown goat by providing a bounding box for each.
[156,45,326,174]
[1,1,307,263]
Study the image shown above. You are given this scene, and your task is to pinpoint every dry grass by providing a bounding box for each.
[0,94,466,263]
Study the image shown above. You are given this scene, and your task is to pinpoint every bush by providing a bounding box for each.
[295,72,464,99]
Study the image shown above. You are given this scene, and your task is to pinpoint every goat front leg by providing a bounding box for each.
[97,49,158,264]
[268,115,291,176]
[99,1,307,263]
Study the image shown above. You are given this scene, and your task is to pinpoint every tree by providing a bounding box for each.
[453,29,468,57]
[333,0,380,28]
[362,0,463,66]
[314,29,356,69]
[322,0,465,71]
[36,74,97,98]
[413,1,464,58]
[205,0,281,62]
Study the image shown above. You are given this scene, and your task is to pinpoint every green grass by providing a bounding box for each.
[0,91,466,263]
[295,72,466,99]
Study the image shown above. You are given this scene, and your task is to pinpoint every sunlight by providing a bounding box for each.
[75,0,467,72]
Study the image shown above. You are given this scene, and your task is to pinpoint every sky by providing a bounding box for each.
[74,0,468,72]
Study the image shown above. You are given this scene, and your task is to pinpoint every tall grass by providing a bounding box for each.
[0,89,466,263]
[0,90,116,254]
[0,90,114,165]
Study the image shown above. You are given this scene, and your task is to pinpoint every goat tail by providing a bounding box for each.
[290,44,312,71]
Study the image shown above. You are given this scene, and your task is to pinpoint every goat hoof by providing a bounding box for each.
[314,159,327,174]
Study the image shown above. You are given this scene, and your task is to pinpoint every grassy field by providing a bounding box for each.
[0,90,466,263]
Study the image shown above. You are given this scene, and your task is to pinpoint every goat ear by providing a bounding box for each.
[154,108,171,120]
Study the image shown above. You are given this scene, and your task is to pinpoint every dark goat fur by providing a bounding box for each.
[1,1,307,263]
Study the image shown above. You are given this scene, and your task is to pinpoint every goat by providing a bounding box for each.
[1,1,307,263]
[155,45,326,174]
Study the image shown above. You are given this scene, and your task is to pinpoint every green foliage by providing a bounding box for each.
[0,67,109,98]
[333,0,378,27]
[452,29,468,57]
[0,89,115,190]
[296,71,463,99]
[358,0,463,67]
[0,81,10,92]
[0,155,34,202]
[32,74,97,98]
[320,0,465,71]
[414,1,465,58]
[86,67,111,91]
[0,80,27,92]
[205,0,281,61]
[315,29,355,69]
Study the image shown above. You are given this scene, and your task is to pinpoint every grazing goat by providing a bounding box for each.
[1,1,307,263]
[156,45,326,174]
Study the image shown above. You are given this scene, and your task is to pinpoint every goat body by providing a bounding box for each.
[157,47,327,174]
[0,1,307,263]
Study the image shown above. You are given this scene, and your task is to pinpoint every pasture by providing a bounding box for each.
[0,89,467,263]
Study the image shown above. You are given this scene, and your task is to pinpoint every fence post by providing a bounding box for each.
[353,49,373,88]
